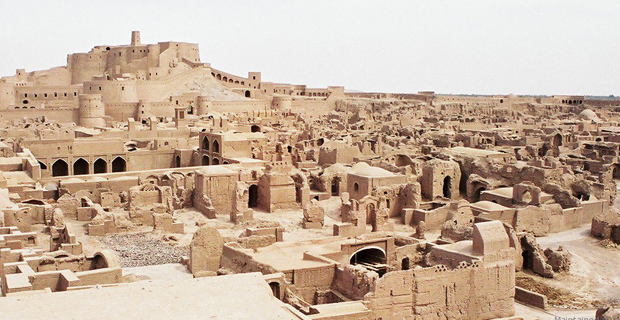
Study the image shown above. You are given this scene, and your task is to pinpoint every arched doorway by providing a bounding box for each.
[93,158,107,174]
[38,161,47,170]
[472,187,486,203]
[245,90,251,98]
[349,247,387,276]
[552,133,562,147]
[73,158,89,175]
[251,125,260,133]
[248,184,259,208]
[175,155,181,167]
[52,159,69,177]
[212,158,220,165]
[112,157,126,172]
[402,257,410,270]
[202,155,209,165]
[91,254,109,269]
[331,178,340,196]
[613,164,620,179]
[443,176,452,198]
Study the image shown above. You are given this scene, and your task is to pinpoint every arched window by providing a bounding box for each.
[202,137,209,150]
[212,140,220,153]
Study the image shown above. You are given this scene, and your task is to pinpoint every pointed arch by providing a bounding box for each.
[111,157,126,172]
[93,158,107,174]
[73,158,89,175]
[52,159,69,177]
[202,136,209,151]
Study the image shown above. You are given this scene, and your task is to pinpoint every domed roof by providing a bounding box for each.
[351,162,395,177]
[577,109,600,121]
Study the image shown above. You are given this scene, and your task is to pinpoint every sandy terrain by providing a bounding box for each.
[519,224,620,309]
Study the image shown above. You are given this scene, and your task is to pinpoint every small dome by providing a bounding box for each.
[577,109,600,121]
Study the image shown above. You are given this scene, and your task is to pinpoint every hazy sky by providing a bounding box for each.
[1,0,618,96]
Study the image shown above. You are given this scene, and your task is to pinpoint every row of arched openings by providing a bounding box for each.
[202,137,220,153]
[47,157,126,177]
[211,72,246,86]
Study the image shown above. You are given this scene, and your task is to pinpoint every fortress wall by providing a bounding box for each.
[210,68,251,88]
[435,95,496,104]
[106,101,177,121]
[0,107,78,123]
[105,46,148,76]
[100,42,199,80]
[28,67,72,87]
[105,102,139,121]
[291,99,332,115]
[149,102,177,119]
[210,100,270,113]
[586,99,620,107]
[84,80,138,104]
[15,85,81,108]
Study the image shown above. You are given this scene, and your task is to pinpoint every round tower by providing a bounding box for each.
[197,96,211,115]
[272,96,292,111]
[78,94,106,127]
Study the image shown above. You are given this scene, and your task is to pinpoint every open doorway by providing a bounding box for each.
[73,158,89,175]
[350,247,387,276]
[443,176,452,198]
[248,185,259,208]
[52,159,69,177]
[331,178,340,196]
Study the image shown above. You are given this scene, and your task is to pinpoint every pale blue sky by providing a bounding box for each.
[1,0,618,96]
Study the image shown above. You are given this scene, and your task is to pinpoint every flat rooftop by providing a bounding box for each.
[243,237,346,271]
[446,146,505,157]
[0,273,299,320]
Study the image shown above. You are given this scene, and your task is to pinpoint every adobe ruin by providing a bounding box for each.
[0,31,618,319]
